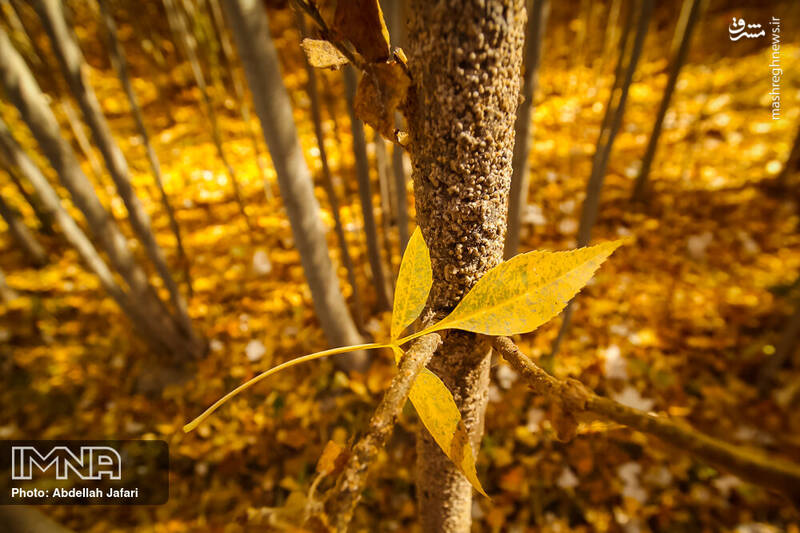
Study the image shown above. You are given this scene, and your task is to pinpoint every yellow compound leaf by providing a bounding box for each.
[424,240,623,337]
[301,38,349,69]
[391,347,487,496]
[391,227,431,340]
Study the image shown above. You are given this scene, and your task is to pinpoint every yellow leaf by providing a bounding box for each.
[392,346,487,496]
[300,38,349,69]
[391,227,431,340]
[424,241,623,337]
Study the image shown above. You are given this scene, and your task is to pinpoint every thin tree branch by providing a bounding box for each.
[491,335,800,503]
[326,333,443,531]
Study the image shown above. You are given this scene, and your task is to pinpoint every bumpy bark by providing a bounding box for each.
[405,1,526,530]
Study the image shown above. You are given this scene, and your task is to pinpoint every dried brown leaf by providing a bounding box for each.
[354,61,410,141]
[333,0,391,62]
[301,38,349,69]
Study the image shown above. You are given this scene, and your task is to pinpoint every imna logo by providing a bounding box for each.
[11,445,121,480]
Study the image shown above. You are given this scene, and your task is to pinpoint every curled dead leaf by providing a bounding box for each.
[333,0,391,62]
[354,61,410,141]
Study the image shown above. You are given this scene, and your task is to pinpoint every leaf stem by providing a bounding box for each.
[183,342,390,432]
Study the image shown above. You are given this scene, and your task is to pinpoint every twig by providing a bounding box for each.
[491,336,800,502]
[326,333,442,531]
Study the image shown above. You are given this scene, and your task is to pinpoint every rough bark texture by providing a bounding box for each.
[0,192,47,266]
[33,0,196,343]
[327,333,442,531]
[405,1,526,530]
[222,0,365,360]
[343,65,392,312]
[632,0,704,202]
[504,0,550,259]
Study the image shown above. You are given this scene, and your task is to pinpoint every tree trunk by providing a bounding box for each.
[550,0,653,359]
[0,29,202,360]
[33,0,197,343]
[0,507,74,533]
[221,0,366,364]
[296,10,365,331]
[382,0,410,252]
[163,0,252,230]
[343,65,392,311]
[777,127,800,186]
[632,0,705,202]
[97,0,193,296]
[0,116,185,357]
[405,1,526,530]
[504,0,550,259]
[374,130,396,276]
[0,266,18,302]
[0,193,47,266]
[206,0,272,199]
[3,163,55,235]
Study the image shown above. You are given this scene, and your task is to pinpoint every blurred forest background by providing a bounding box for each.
[0,0,799,531]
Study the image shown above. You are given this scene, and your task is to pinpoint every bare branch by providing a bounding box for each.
[326,333,442,531]
[491,336,800,503]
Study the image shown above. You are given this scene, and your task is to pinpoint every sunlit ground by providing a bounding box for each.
[1,3,799,532]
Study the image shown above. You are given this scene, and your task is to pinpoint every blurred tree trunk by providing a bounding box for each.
[374,130,396,276]
[0,507,74,533]
[343,65,392,311]
[0,117,187,357]
[97,0,193,295]
[550,0,653,360]
[221,0,367,366]
[504,0,550,259]
[0,30,203,360]
[0,192,47,266]
[33,0,197,343]
[405,0,525,530]
[632,0,705,202]
[3,163,54,235]
[0,266,18,302]
[162,0,251,230]
[382,0,410,252]
[205,0,272,199]
[777,127,800,186]
[296,11,365,331]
